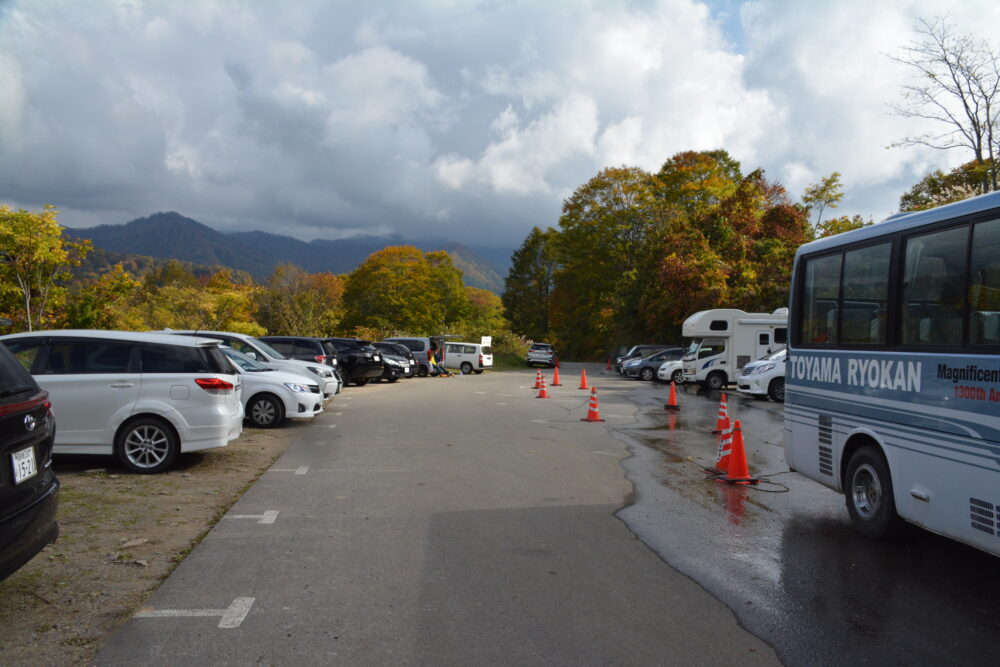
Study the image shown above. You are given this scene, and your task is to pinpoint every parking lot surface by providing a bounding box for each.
[97,365,777,666]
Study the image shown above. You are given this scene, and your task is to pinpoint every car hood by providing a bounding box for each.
[242,368,320,388]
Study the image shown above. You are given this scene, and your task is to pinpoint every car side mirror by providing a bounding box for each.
[246,351,257,360]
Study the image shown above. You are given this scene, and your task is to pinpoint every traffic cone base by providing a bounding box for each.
[536,377,549,399]
[579,369,589,390]
[664,381,680,411]
[581,387,605,422]
[719,420,758,485]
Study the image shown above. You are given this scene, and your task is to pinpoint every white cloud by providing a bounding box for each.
[0,0,997,249]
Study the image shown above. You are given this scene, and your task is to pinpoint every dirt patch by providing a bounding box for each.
[0,426,293,666]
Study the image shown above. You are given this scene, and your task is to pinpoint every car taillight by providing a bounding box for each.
[314,355,326,363]
[0,390,49,417]
[479,354,483,366]
[195,377,234,394]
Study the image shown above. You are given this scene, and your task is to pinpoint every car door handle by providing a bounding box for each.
[110,382,135,389]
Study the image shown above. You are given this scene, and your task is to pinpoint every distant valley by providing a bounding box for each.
[67,212,511,293]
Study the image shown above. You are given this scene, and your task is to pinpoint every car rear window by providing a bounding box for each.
[0,343,38,397]
[140,344,226,373]
[482,346,492,355]
[43,341,133,374]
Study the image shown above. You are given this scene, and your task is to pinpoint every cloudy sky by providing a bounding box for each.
[0,0,996,250]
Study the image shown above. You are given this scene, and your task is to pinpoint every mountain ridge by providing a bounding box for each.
[67,212,509,293]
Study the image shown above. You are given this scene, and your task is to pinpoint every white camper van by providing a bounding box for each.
[681,308,788,390]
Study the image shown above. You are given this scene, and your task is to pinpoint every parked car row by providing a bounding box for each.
[0,327,494,580]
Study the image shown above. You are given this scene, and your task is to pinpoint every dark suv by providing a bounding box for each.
[0,342,59,581]
[375,342,417,378]
[259,336,342,376]
[615,345,676,374]
[322,338,384,386]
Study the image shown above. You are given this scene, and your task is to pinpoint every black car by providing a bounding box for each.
[0,342,59,581]
[375,342,417,378]
[258,336,338,369]
[322,338,384,386]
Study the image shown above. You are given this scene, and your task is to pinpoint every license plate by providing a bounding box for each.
[12,447,37,485]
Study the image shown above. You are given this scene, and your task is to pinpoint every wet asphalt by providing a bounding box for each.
[610,372,1000,666]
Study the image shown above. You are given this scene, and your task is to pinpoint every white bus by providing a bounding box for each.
[785,191,1000,556]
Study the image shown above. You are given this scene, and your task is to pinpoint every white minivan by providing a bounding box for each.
[442,341,493,374]
[0,330,243,474]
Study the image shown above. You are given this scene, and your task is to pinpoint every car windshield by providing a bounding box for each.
[684,339,700,357]
[250,337,286,360]
[763,347,786,361]
[223,347,271,372]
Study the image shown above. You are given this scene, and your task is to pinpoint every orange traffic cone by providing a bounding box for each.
[551,365,562,386]
[712,394,730,434]
[718,421,757,485]
[714,422,733,473]
[534,369,543,389]
[581,387,605,422]
[579,369,589,390]
[605,358,611,371]
[536,375,550,399]
[664,381,680,411]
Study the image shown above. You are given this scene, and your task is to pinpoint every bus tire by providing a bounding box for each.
[845,446,906,539]
[705,371,725,391]
[768,377,785,402]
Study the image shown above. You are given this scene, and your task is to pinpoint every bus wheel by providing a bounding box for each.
[845,446,906,539]
[768,377,785,402]
[705,372,725,391]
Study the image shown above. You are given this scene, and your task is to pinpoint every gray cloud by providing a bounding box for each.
[0,0,996,250]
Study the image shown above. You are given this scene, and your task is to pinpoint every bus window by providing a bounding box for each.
[800,254,841,344]
[901,226,968,345]
[970,218,1000,345]
[840,243,891,344]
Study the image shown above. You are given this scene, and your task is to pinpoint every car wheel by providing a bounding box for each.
[705,372,725,391]
[461,362,473,374]
[354,378,370,386]
[671,369,683,385]
[845,446,906,539]
[768,377,785,402]
[115,417,179,474]
[247,393,286,429]
[388,375,400,383]
[640,367,655,381]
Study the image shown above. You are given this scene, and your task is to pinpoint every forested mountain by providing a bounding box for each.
[66,212,507,292]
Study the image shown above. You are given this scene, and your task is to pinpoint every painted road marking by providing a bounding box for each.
[224,510,279,524]
[136,597,255,629]
[268,467,309,474]
[328,424,337,429]
[295,466,309,475]
[494,402,508,406]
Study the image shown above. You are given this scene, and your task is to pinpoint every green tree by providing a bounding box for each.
[816,214,872,238]
[802,172,844,228]
[426,250,472,330]
[65,263,142,330]
[502,227,558,340]
[0,205,91,331]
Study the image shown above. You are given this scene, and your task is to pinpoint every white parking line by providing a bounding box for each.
[136,597,255,629]
[268,467,309,474]
[295,466,309,475]
[224,510,279,524]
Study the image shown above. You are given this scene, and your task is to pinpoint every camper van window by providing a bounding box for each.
[709,320,728,331]
[698,339,726,359]
[758,333,769,345]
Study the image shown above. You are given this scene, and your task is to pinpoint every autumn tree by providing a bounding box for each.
[255,264,343,336]
[341,246,438,334]
[898,159,991,211]
[426,250,472,329]
[502,227,558,341]
[0,205,91,331]
[462,287,505,338]
[816,214,872,238]
[889,16,1000,193]
[65,263,143,330]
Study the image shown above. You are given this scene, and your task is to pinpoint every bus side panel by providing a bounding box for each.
[786,349,1000,557]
